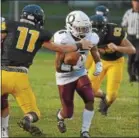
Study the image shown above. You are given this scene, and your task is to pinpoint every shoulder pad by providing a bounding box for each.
[53,29,70,45]
[86,32,99,45]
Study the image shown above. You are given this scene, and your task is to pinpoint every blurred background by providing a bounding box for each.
[2,0,131,33]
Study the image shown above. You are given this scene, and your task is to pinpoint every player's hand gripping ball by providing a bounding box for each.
[64,52,81,66]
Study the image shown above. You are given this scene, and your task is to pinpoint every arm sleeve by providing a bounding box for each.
[41,30,53,42]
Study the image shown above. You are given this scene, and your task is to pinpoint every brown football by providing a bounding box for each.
[64,51,81,66]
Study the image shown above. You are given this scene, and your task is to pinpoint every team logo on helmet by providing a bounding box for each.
[67,14,75,24]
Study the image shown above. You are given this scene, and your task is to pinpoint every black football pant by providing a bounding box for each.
[127,35,139,82]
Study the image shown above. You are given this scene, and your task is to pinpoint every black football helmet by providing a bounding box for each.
[20,4,45,27]
[90,14,107,32]
[95,5,109,17]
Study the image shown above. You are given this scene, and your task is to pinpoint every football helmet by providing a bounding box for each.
[20,4,45,28]
[65,10,92,39]
[95,5,109,17]
[90,14,107,32]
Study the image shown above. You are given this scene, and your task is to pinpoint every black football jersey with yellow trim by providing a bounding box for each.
[98,23,126,61]
[1,19,52,68]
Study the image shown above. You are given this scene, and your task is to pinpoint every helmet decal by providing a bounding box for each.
[67,14,75,24]
[66,11,92,39]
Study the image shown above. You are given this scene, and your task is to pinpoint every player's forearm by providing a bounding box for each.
[58,42,84,53]
[117,39,136,54]
[116,46,136,54]
[57,44,78,53]
[42,42,84,53]
[90,46,101,63]
[91,47,103,76]
[43,42,78,53]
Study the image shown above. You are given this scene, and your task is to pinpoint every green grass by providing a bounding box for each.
[8,52,139,137]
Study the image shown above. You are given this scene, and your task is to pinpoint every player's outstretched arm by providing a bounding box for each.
[90,46,103,76]
[42,39,93,53]
[107,39,136,54]
[118,39,136,54]
[90,46,101,63]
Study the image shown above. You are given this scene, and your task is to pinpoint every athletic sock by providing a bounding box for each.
[2,115,9,128]
[81,109,94,133]
[58,110,64,120]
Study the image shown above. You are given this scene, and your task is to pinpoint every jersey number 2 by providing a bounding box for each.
[16,27,39,52]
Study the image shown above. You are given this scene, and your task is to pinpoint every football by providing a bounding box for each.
[64,51,81,66]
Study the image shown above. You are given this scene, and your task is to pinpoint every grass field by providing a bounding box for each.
[8,52,139,137]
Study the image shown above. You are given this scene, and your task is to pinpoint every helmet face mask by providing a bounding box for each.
[71,24,92,38]
[20,4,45,28]
[66,11,92,39]
[90,15,107,32]
[91,21,105,31]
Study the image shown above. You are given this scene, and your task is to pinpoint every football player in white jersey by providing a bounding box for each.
[53,11,103,138]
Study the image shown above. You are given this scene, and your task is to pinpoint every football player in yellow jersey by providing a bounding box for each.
[86,15,136,115]
[1,5,92,137]
[1,17,10,138]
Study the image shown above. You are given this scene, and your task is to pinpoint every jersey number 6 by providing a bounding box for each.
[16,27,40,52]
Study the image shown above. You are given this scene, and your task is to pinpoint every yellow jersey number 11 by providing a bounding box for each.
[16,27,40,52]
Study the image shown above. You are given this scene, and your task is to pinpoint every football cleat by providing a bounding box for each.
[2,127,9,138]
[17,118,43,136]
[98,96,109,116]
[80,131,90,138]
[56,109,67,133]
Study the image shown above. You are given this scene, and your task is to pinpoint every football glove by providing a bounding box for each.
[93,62,103,76]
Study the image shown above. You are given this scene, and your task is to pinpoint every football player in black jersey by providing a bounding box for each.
[86,15,136,115]
[1,4,92,137]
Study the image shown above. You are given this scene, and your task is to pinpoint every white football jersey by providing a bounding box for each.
[53,29,99,85]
